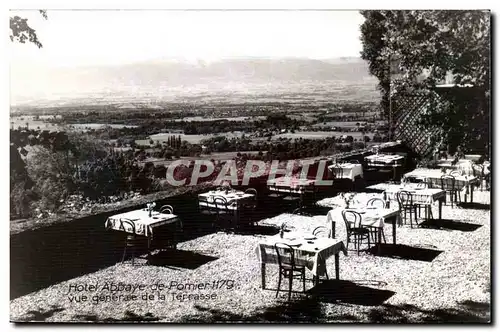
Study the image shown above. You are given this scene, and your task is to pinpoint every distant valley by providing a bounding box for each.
[10,57,380,108]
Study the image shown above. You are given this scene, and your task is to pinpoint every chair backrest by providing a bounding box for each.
[213,196,229,211]
[245,188,258,197]
[312,226,331,238]
[348,159,360,164]
[341,210,362,231]
[159,205,174,214]
[304,183,316,194]
[119,218,136,235]
[331,164,344,178]
[396,190,414,208]
[440,175,456,191]
[366,197,386,209]
[274,242,296,268]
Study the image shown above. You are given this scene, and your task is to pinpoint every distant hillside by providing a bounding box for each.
[10,57,379,106]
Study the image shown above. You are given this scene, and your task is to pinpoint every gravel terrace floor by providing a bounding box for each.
[10,190,491,323]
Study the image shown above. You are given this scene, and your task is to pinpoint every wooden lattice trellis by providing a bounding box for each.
[391,91,446,158]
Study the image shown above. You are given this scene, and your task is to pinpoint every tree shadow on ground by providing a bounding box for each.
[13,305,64,322]
[366,300,490,323]
[457,202,490,210]
[307,280,395,306]
[233,224,280,236]
[147,249,218,269]
[178,298,490,323]
[419,219,482,232]
[367,244,443,262]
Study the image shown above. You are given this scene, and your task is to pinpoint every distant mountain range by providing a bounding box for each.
[10,57,380,107]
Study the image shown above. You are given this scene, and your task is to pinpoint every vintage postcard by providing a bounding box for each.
[9,8,491,323]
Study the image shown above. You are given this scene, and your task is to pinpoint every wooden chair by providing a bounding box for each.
[396,190,418,228]
[341,210,371,255]
[312,226,332,238]
[198,195,219,222]
[241,188,258,225]
[283,186,302,212]
[441,175,461,207]
[268,184,285,199]
[159,205,174,214]
[244,188,258,197]
[213,196,234,230]
[330,164,344,179]
[365,198,387,243]
[274,242,307,301]
[119,218,140,265]
[366,197,387,209]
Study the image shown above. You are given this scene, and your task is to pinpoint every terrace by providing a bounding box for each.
[10,144,491,323]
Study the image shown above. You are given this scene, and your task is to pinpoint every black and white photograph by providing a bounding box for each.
[8,5,491,323]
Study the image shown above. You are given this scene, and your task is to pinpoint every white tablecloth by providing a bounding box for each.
[365,154,404,166]
[328,163,364,181]
[316,192,383,208]
[257,233,347,277]
[267,176,317,194]
[367,183,446,205]
[105,210,180,237]
[403,168,478,191]
[326,207,400,231]
[198,189,255,211]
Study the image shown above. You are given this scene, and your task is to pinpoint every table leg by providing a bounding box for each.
[378,228,382,254]
[147,236,151,264]
[335,253,340,280]
[438,198,443,221]
[261,263,266,289]
[392,218,396,245]
[332,221,336,238]
[470,184,474,203]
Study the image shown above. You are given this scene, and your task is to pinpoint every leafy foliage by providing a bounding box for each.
[360,10,490,154]
[10,10,47,48]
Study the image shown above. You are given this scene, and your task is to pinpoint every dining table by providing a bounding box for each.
[365,153,405,167]
[266,176,318,194]
[366,183,446,221]
[326,205,401,246]
[328,163,364,181]
[256,232,347,288]
[105,209,182,259]
[198,188,255,225]
[403,168,478,203]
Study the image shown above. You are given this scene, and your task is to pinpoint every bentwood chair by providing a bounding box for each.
[119,218,140,265]
[366,197,387,209]
[213,196,234,230]
[312,226,332,238]
[441,175,461,207]
[199,195,219,226]
[274,242,307,301]
[241,188,258,225]
[159,205,174,214]
[365,198,387,244]
[396,190,418,228]
[341,210,371,255]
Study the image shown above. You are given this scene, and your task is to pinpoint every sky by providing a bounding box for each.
[10,10,365,67]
